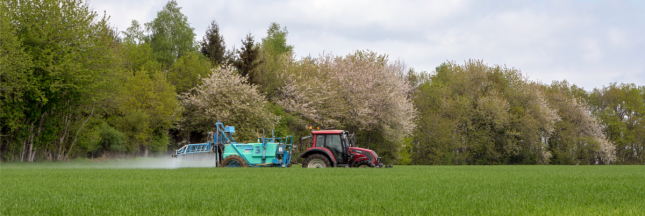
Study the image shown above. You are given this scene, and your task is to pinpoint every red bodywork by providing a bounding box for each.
[306,147,336,163]
[300,130,380,167]
[348,147,378,164]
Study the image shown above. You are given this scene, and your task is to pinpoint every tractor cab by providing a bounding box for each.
[298,128,385,168]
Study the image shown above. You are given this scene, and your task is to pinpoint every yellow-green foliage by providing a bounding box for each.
[545,81,615,164]
[0,6,33,135]
[117,70,180,153]
[588,83,645,164]
[413,60,561,165]
[2,0,123,161]
[121,42,163,73]
[167,52,212,94]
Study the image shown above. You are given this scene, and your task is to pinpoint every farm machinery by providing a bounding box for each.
[173,122,294,167]
[173,122,389,168]
[298,128,389,168]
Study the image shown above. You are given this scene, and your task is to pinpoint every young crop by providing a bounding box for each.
[2,163,643,215]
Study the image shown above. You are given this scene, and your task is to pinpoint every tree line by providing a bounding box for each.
[1,0,643,164]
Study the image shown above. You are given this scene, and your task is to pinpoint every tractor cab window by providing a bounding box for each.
[325,135,343,162]
[341,133,348,147]
[315,135,325,147]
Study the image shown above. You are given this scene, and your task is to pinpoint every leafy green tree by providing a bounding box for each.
[121,42,163,73]
[411,61,561,165]
[167,52,212,94]
[588,83,645,164]
[254,22,294,97]
[254,50,291,98]
[261,22,293,55]
[3,0,120,161]
[122,20,147,44]
[233,33,262,79]
[98,122,127,152]
[145,0,196,67]
[0,6,33,160]
[545,81,615,164]
[200,20,229,66]
[121,20,162,73]
[117,70,180,156]
[115,112,152,154]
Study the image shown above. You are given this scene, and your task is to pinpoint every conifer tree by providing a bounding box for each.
[233,33,262,81]
[200,20,228,66]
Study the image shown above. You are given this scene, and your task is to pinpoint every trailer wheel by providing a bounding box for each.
[353,160,375,168]
[221,155,248,167]
[302,154,330,168]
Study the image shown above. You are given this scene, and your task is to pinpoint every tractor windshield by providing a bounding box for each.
[315,135,324,147]
[326,135,343,162]
[314,134,343,161]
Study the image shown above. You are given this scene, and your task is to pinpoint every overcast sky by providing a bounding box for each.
[93,0,644,90]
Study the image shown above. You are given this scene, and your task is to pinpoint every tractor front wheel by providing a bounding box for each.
[353,160,375,168]
[221,155,249,167]
[302,154,331,168]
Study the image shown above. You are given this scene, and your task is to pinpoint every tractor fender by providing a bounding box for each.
[298,147,337,167]
[350,154,370,167]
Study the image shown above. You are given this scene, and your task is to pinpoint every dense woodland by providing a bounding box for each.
[1,0,644,164]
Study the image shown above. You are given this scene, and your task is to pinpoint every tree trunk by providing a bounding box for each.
[143,146,149,158]
[29,113,46,162]
[26,130,34,162]
[65,103,94,161]
[30,149,36,162]
[20,138,28,162]
[57,112,72,161]
[22,122,35,162]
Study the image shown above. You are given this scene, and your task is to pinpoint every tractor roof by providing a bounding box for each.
[311,130,344,134]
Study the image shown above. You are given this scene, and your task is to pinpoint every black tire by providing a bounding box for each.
[221,155,248,167]
[302,154,331,168]
[353,160,375,168]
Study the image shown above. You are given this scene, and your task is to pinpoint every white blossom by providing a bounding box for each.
[179,66,279,141]
[277,51,416,143]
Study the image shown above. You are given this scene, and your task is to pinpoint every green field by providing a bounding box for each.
[2,161,644,215]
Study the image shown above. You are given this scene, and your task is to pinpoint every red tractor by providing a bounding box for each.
[298,129,387,168]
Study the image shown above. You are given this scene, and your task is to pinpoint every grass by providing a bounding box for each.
[1,161,644,215]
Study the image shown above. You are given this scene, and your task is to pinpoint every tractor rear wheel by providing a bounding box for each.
[353,160,375,168]
[302,154,331,168]
[221,155,248,167]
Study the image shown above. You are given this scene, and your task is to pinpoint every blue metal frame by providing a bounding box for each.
[252,135,293,168]
[175,143,212,156]
[214,122,236,144]
[174,121,294,168]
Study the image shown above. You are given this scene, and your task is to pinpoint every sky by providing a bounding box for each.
[92,0,645,90]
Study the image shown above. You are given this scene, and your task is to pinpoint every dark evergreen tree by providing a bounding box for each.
[233,33,262,81]
[200,20,227,66]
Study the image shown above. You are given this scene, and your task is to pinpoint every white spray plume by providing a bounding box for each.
[60,154,219,169]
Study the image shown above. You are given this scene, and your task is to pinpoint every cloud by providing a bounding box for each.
[607,28,627,47]
[581,38,602,63]
[93,0,645,90]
